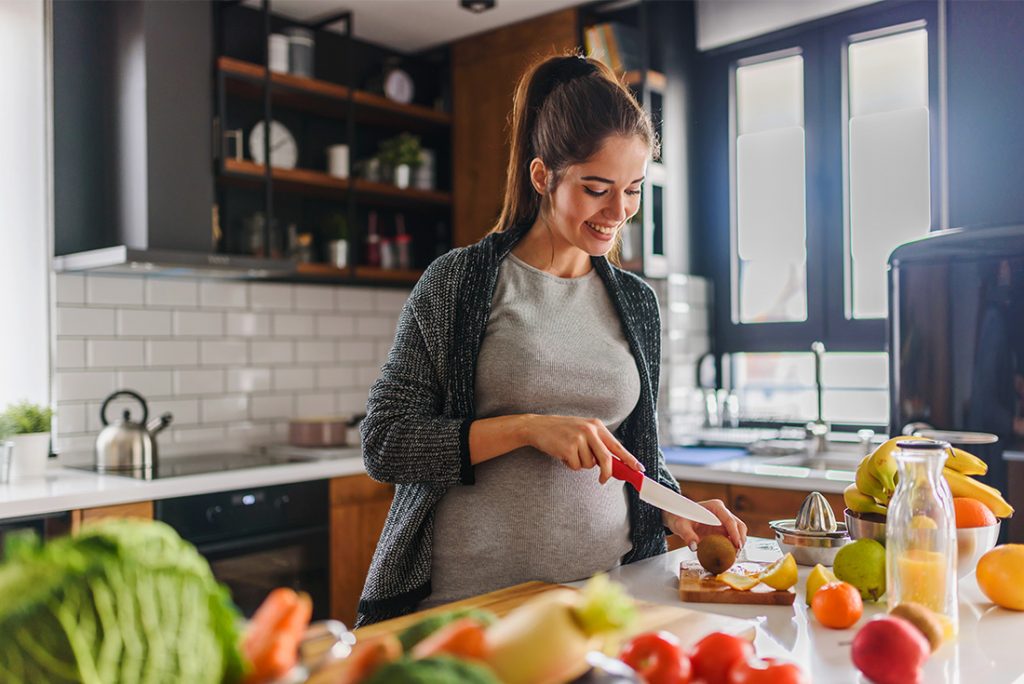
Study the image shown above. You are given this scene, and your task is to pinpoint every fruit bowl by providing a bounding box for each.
[843,509,1001,578]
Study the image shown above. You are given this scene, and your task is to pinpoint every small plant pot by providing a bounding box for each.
[394,164,411,189]
[8,432,50,478]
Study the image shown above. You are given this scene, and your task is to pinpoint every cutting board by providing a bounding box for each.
[354,580,756,648]
[679,560,796,605]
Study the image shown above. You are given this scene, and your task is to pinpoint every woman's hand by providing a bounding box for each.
[664,499,748,550]
[524,414,645,484]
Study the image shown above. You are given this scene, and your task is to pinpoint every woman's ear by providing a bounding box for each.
[529,158,549,195]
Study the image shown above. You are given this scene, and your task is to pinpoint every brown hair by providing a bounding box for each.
[493,53,658,237]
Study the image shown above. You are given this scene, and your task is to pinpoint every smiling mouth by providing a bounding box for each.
[585,220,619,236]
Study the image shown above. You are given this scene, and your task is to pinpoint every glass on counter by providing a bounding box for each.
[886,439,959,638]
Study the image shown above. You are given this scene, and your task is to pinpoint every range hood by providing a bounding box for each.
[52,246,296,280]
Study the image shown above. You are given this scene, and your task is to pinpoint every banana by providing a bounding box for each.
[943,467,1015,518]
[845,483,889,516]
[855,455,892,505]
[869,437,901,495]
[944,447,988,476]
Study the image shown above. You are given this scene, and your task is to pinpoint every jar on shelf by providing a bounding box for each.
[885,439,959,638]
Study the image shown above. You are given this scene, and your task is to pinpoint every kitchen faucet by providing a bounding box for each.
[807,341,829,454]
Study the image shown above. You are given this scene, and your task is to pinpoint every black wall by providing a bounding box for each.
[947,0,1024,230]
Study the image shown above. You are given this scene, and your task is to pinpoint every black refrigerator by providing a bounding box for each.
[888,224,1024,539]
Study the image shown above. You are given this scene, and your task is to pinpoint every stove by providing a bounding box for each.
[68,451,314,479]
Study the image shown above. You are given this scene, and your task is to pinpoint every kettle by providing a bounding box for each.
[95,390,173,472]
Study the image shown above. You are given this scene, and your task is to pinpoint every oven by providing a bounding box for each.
[155,479,329,619]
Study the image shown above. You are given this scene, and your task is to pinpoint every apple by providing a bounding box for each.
[851,616,930,684]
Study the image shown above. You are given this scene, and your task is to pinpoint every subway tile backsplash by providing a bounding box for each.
[53,274,408,458]
[52,272,711,458]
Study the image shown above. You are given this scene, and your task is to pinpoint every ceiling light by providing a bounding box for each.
[460,0,495,13]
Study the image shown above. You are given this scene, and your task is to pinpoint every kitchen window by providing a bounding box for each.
[698,1,941,356]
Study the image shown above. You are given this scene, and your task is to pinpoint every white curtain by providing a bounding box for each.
[0,0,50,407]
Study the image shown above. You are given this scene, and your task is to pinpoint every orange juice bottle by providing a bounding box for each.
[886,439,959,637]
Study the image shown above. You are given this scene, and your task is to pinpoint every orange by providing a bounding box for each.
[812,581,864,629]
[976,544,1024,610]
[953,497,997,528]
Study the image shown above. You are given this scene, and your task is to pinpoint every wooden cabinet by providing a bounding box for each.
[71,500,153,533]
[451,8,580,248]
[329,475,394,626]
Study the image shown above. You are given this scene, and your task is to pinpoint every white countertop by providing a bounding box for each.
[572,540,1024,684]
[667,461,853,494]
[0,449,365,519]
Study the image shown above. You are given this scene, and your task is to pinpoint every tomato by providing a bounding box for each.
[689,632,754,684]
[620,631,692,684]
[727,657,808,684]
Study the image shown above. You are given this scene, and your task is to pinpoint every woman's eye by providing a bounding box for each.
[583,187,607,197]
[626,189,642,196]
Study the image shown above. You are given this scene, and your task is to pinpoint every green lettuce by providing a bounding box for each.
[0,519,244,683]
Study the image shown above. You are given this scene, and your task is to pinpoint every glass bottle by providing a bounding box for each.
[885,439,959,638]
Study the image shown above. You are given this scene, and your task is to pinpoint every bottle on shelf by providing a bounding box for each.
[395,213,412,270]
[365,211,381,268]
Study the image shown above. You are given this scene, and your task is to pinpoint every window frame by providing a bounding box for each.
[696,0,941,355]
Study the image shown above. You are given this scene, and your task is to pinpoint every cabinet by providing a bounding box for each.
[451,8,580,248]
[214,4,453,285]
[329,475,394,625]
[71,500,154,533]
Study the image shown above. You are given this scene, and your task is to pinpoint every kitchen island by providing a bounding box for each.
[565,540,1024,683]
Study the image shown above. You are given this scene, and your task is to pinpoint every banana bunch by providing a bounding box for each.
[845,436,1014,519]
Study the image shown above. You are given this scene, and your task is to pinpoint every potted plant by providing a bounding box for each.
[0,401,53,478]
[378,133,422,189]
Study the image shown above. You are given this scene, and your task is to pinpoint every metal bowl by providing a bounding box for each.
[844,509,1001,578]
[844,509,887,543]
[770,519,851,566]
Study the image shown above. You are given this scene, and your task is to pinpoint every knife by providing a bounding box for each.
[611,459,721,526]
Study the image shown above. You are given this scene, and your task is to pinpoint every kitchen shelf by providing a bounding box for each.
[353,266,423,284]
[218,56,452,129]
[622,69,666,93]
[219,159,452,207]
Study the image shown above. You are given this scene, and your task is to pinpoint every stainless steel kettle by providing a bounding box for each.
[95,390,173,472]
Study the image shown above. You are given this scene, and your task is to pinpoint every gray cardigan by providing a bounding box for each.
[356,224,679,626]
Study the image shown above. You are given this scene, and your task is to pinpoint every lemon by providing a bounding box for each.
[718,572,761,591]
[806,563,839,606]
[759,553,798,590]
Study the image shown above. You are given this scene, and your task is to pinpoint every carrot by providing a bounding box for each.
[246,591,314,683]
[244,588,299,662]
[410,617,489,661]
[334,636,402,684]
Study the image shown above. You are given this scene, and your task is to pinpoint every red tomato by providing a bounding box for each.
[689,632,754,684]
[727,657,808,684]
[620,631,692,684]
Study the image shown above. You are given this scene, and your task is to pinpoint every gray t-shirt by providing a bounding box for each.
[424,253,641,607]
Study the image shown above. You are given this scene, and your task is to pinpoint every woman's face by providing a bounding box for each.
[538,134,649,258]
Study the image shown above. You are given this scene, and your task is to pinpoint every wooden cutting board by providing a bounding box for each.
[679,560,796,605]
[354,580,756,648]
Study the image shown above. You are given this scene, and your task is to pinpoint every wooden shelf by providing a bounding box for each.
[353,266,423,284]
[220,158,451,206]
[295,263,349,278]
[218,56,451,128]
[622,69,666,93]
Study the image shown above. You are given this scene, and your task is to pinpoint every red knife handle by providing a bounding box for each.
[610,457,645,491]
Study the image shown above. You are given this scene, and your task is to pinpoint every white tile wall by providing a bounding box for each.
[53,274,407,455]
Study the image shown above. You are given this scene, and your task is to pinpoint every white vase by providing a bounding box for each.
[394,164,411,189]
[8,432,50,478]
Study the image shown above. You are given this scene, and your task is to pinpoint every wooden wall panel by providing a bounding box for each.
[451,8,579,248]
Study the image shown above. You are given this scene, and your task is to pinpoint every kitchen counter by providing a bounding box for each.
[571,540,1024,683]
[0,449,365,519]
[666,460,853,494]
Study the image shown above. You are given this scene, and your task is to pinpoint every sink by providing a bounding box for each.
[770,452,862,471]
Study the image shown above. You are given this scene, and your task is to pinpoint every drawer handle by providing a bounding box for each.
[733,494,752,512]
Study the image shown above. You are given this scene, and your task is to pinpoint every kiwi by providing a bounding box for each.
[890,602,945,652]
[696,534,737,575]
